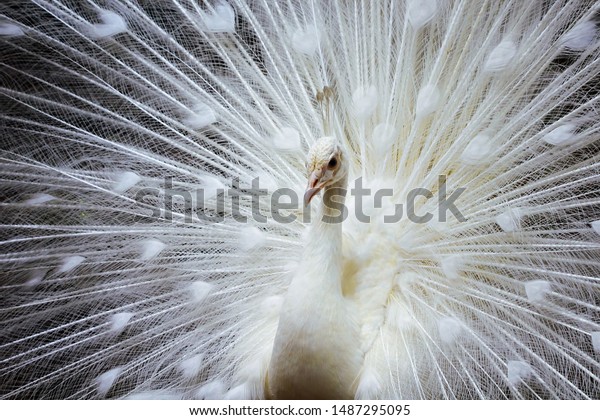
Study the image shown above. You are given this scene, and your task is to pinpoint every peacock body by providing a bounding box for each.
[1,0,600,399]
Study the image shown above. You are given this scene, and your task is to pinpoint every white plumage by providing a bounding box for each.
[1,0,600,400]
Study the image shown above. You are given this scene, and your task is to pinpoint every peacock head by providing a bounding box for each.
[304,137,347,206]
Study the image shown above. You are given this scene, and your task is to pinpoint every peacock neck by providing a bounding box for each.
[298,176,348,296]
[268,174,359,399]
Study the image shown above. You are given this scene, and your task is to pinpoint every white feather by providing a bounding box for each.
[272,127,302,152]
[507,361,533,386]
[24,193,55,205]
[112,171,141,194]
[260,295,284,317]
[592,220,600,235]
[495,207,523,233]
[437,317,464,345]
[189,281,213,303]
[460,133,494,164]
[406,0,438,30]
[25,270,47,288]
[224,383,252,400]
[179,355,204,379]
[198,2,236,33]
[292,26,321,55]
[109,312,134,334]
[440,255,464,281]
[484,39,517,72]
[239,226,267,251]
[139,239,165,261]
[355,367,381,400]
[1,0,599,401]
[95,368,122,397]
[563,20,597,51]
[415,83,440,117]
[592,332,600,353]
[184,103,217,129]
[196,380,226,399]
[352,85,378,120]
[525,280,551,303]
[86,10,127,40]
[543,124,577,146]
[371,123,398,159]
[0,21,23,36]
[58,256,85,273]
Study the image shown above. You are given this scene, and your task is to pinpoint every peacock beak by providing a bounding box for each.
[304,169,324,206]
[304,187,320,206]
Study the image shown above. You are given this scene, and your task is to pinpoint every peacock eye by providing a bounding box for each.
[328,157,338,168]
